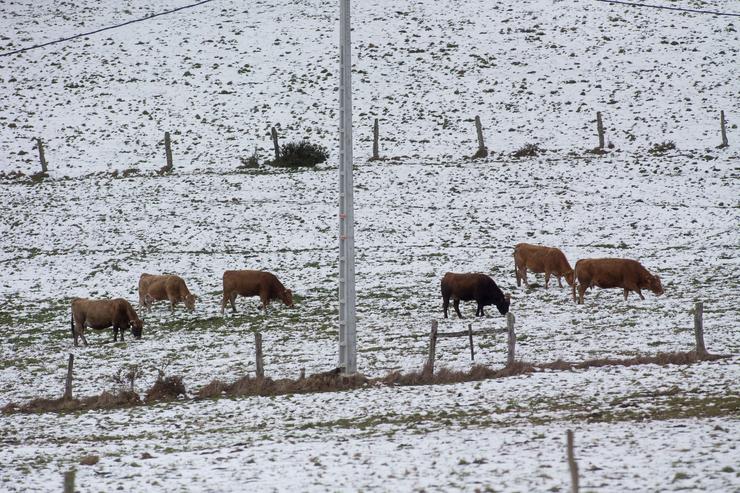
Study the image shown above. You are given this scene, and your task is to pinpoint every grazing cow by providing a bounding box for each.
[514,243,574,289]
[221,270,294,315]
[441,272,511,319]
[138,273,196,312]
[70,298,143,347]
[572,258,664,304]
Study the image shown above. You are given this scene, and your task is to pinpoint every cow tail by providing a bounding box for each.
[571,261,579,302]
[70,311,75,340]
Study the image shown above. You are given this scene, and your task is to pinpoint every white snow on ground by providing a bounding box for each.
[0,0,738,491]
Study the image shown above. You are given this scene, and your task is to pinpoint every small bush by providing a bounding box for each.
[270,141,328,168]
[512,143,544,158]
[144,375,186,403]
[648,141,676,155]
[238,146,260,169]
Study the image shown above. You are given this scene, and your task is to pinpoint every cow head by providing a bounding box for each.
[281,289,294,307]
[649,275,664,296]
[497,293,511,315]
[130,318,143,339]
[184,294,196,311]
[564,270,575,287]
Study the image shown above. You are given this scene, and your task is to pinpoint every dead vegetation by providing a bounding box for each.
[512,143,544,158]
[144,376,186,403]
[536,350,726,371]
[197,368,370,399]
[2,374,185,414]
[2,351,730,414]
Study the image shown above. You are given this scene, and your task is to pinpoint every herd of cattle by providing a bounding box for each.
[69,243,664,346]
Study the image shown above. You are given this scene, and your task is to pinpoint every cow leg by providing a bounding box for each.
[142,294,153,313]
[577,284,587,304]
[636,288,644,300]
[73,317,88,346]
[515,265,521,287]
[229,292,238,313]
[453,298,463,318]
[169,298,177,313]
[623,288,629,301]
[442,295,450,319]
[260,293,271,314]
[544,272,551,289]
[73,321,81,347]
[78,327,88,347]
[220,292,228,315]
[557,276,563,288]
[522,267,529,287]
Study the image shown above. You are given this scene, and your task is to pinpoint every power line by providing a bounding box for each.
[596,0,740,17]
[0,0,218,58]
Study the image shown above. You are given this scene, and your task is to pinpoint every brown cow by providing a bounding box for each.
[514,243,574,289]
[441,272,511,318]
[138,273,196,312]
[572,258,664,304]
[70,298,143,347]
[221,270,294,315]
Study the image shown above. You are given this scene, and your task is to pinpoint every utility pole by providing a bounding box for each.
[338,0,357,375]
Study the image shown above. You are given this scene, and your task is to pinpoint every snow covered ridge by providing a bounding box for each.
[1,0,737,175]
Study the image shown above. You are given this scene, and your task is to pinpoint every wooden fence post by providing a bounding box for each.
[255,332,264,379]
[371,118,380,160]
[64,354,74,401]
[423,320,438,377]
[472,116,488,159]
[719,110,728,148]
[567,429,579,493]
[163,131,173,173]
[596,111,605,149]
[271,126,280,160]
[468,323,475,361]
[693,301,707,357]
[506,312,516,366]
[36,138,48,173]
[63,469,75,493]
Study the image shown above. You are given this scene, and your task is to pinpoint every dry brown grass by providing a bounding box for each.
[1,389,141,414]
[198,368,371,399]
[381,362,535,387]
[144,376,186,403]
[536,351,726,372]
[2,376,185,414]
[2,351,730,415]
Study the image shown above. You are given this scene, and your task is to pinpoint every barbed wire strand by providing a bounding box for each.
[595,0,740,17]
[0,0,218,58]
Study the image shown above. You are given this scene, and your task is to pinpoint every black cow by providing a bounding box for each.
[441,272,511,318]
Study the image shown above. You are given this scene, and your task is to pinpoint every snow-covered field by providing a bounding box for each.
[1,0,738,491]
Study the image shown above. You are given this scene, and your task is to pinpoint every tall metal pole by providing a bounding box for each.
[338,0,357,375]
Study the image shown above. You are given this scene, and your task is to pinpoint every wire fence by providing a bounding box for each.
[0,0,218,58]
[595,0,740,17]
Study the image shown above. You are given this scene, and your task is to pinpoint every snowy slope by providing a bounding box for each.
[1,0,738,174]
[0,1,738,492]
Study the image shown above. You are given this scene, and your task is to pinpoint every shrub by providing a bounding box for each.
[238,146,260,169]
[648,141,676,155]
[512,143,544,158]
[270,141,328,168]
